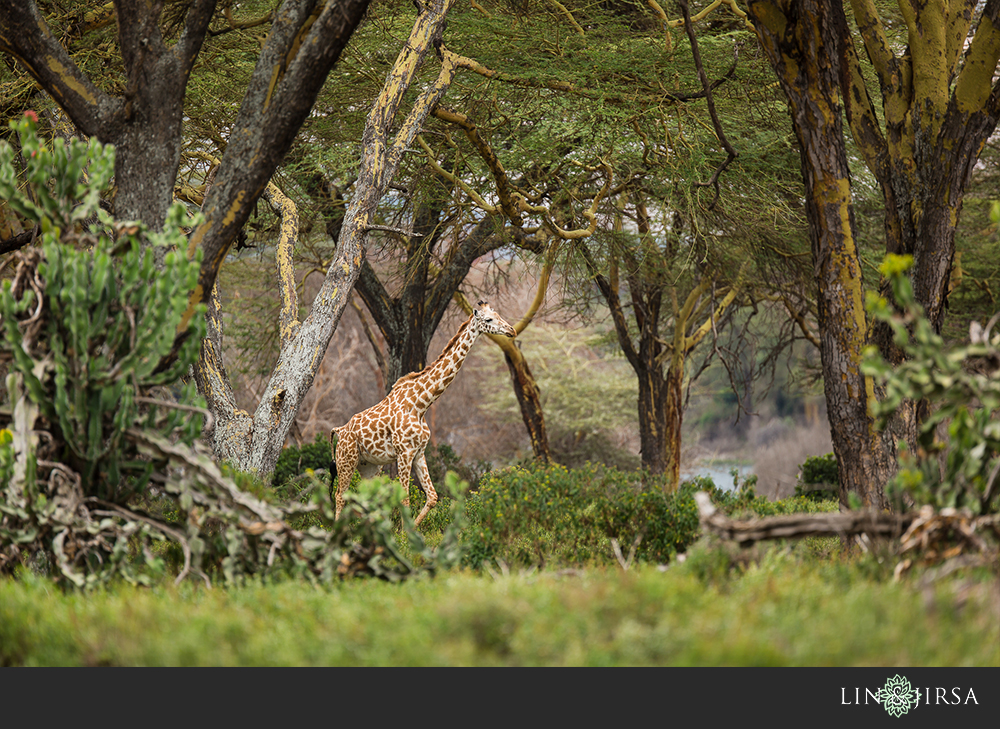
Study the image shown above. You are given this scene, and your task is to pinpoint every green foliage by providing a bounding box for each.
[460,462,839,572]
[0,114,216,587]
[799,452,839,485]
[795,452,839,502]
[0,111,113,239]
[271,435,488,533]
[0,114,206,501]
[271,433,332,492]
[862,254,1000,515]
[690,470,837,517]
[424,443,492,492]
[462,462,703,570]
[300,470,470,582]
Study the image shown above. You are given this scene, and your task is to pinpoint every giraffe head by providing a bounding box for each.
[472,300,517,338]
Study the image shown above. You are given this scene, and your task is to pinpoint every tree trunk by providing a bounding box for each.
[0,0,219,231]
[353,214,505,392]
[502,343,551,463]
[662,360,684,491]
[749,0,1000,510]
[748,0,896,509]
[636,367,668,478]
[197,0,459,475]
[182,0,372,335]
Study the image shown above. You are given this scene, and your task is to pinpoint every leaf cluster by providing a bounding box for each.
[794,452,839,502]
[862,254,1000,515]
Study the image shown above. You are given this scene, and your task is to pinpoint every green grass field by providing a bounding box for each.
[2,542,996,666]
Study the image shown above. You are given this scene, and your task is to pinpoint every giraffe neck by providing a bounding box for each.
[404,316,479,414]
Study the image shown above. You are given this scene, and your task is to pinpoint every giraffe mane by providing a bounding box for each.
[389,314,474,390]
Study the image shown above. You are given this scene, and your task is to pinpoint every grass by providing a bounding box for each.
[2,542,997,666]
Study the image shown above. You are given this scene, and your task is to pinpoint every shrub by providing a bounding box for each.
[0,113,210,586]
[795,453,839,502]
[424,443,492,492]
[272,433,332,495]
[462,462,703,570]
[862,254,1000,515]
[275,435,487,532]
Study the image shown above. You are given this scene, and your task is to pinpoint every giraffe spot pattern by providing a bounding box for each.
[330,301,515,526]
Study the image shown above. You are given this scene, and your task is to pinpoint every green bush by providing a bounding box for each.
[459,463,840,572]
[862,254,1000,515]
[795,453,839,502]
[0,115,207,503]
[274,436,486,532]
[424,443,492,492]
[462,462,703,570]
[272,434,332,492]
[0,113,211,586]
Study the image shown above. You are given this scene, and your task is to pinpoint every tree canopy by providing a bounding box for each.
[2,0,999,508]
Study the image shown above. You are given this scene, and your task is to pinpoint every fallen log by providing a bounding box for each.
[693,492,1000,550]
[694,492,913,545]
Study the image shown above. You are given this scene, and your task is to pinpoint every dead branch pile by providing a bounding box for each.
[693,492,1000,569]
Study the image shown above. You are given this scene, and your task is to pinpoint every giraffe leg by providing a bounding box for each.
[411,451,438,526]
[333,433,360,521]
[395,451,415,514]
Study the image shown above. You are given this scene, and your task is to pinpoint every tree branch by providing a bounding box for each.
[0,1,116,138]
[679,0,738,210]
[578,241,640,369]
[180,0,372,336]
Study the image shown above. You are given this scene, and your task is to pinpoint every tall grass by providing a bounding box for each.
[2,546,996,666]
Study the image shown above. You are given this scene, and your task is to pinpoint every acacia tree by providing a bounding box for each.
[0,0,368,249]
[284,4,636,462]
[356,2,804,477]
[0,0,371,475]
[194,0,476,473]
[580,193,750,485]
[501,0,798,482]
[745,0,1000,508]
[0,0,481,475]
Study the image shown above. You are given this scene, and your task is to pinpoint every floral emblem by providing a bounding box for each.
[880,675,918,717]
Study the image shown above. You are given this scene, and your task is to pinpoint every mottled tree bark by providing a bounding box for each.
[747,0,1000,510]
[749,0,894,510]
[0,0,218,228]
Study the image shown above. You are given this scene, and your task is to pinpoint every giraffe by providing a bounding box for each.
[330,300,517,525]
